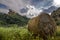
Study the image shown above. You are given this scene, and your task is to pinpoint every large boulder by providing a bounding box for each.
[28,12,56,40]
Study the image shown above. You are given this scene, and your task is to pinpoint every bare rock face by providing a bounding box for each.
[28,12,56,40]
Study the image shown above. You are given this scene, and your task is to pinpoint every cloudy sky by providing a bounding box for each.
[0,0,60,18]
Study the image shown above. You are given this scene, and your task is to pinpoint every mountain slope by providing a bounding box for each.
[51,7,60,25]
[0,11,29,26]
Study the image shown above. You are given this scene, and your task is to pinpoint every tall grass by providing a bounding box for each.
[0,26,60,40]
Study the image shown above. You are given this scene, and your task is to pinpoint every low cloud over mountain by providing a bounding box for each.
[0,0,60,18]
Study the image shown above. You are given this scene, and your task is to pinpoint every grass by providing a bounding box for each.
[0,26,60,40]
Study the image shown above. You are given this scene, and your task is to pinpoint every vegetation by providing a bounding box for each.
[0,8,60,40]
[0,12,29,26]
[51,7,60,25]
[0,26,59,40]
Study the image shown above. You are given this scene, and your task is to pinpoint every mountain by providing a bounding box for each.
[51,7,60,25]
[0,9,29,27]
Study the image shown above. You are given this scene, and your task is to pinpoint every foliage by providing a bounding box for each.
[0,26,59,40]
[51,8,60,26]
[0,12,29,26]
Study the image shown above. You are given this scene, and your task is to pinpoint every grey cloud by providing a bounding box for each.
[0,0,29,13]
[43,6,58,13]
[0,0,60,18]
[29,0,53,9]
[20,7,29,13]
[0,3,8,9]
